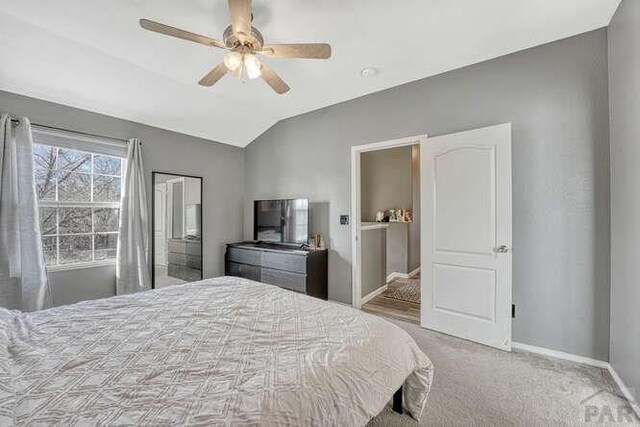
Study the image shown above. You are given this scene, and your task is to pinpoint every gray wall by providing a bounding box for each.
[361,227,387,298]
[0,90,244,307]
[361,146,417,276]
[386,224,409,276]
[608,0,640,404]
[245,29,611,360]
[361,146,412,221]
[48,265,116,305]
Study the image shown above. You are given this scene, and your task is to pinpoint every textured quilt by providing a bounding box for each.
[0,277,433,426]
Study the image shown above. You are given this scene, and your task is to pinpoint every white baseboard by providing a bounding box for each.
[513,342,639,418]
[328,300,352,308]
[360,285,388,305]
[386,272,403,283]
[607,364,640,419]
[386,267,421,283]
[512,342,609,368]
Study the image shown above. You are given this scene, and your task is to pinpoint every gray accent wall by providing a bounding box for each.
[360,227,387,298]
[386,224,409,277]
[0,90,244,307]
[360,146,418,276]
[245,29,611,360]
[360,146,412,222]
[608,0,640,404]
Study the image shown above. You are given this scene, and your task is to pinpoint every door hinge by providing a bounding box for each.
[511,304,516,319]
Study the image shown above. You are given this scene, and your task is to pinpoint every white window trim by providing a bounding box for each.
[46,260,117,272]
[33,127,127,272]
[32,125,128,158]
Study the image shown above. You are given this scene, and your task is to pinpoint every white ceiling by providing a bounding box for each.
[0,0,621,147]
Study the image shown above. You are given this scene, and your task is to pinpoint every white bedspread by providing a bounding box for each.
[0,277,433,426]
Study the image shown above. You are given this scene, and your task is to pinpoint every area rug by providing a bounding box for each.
[384,279,420,304]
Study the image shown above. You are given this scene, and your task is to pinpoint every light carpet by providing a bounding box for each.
[368,318,638,426]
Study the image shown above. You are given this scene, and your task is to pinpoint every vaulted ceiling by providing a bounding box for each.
[0,0,621,147]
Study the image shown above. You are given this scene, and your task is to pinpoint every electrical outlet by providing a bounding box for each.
[340,215,349,225]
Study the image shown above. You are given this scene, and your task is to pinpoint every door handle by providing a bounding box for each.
[495,245,510,253]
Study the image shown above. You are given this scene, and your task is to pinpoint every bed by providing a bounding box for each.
[0,277,433,425]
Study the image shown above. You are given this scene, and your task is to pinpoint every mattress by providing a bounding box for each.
[0,277,433,426]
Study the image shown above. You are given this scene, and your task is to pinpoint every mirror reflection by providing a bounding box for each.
[153,173,202,288]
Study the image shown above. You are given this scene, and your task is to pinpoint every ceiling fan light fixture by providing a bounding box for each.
[140,0,331,94]
[244,54,262,79]
[224,51,243,71]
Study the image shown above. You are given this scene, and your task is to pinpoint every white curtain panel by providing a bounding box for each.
[116,139,150,295]
[0,115,51,311]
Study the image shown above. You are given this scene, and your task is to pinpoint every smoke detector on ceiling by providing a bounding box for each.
[360,67,378,77]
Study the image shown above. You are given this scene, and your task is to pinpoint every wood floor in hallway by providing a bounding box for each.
[361,276,420,324]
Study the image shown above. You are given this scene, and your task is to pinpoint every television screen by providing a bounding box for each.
[254,199,309,244]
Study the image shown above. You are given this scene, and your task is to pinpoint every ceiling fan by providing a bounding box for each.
[139,0,332,94]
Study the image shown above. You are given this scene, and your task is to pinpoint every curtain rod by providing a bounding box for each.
[9,117,130,144]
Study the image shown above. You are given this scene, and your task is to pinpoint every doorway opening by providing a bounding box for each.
[351,135,426,324]
[351,124,513,351]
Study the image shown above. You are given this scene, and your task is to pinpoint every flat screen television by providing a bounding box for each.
[254,199,309,245]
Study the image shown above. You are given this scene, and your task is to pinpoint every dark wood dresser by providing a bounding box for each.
[225,242,328,300]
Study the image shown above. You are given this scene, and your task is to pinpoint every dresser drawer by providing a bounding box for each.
[262,252,306,274]
[186,254,201,269]
[167,264,201,282]
[261,268,306,293]
[226,261,261,282]
[227,247,261,265]
[225,243,327,300]
[185,241,201,256]
[168,252,187,265]
[226,261,241,276]
[168,240,186,253]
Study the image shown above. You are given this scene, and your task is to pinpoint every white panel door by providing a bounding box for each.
[154,183,167,266]
[421,123,512,350]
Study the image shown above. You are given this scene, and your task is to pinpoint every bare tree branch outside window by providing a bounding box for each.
[34,144,123,266]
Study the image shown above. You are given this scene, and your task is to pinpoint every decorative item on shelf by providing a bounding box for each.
[375,210,385,222]
[402,209,412,223]
[387,208,412,223]
[309,233,325,250]
[318,234,326,250]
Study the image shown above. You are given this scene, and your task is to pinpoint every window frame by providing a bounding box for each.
[32,126,128,272]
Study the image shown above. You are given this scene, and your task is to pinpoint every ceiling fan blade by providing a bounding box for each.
[140,19,226,49]
[228,0,252,40]
[198,63,229,87]
[261,43,332,59]
[260,62,290,94]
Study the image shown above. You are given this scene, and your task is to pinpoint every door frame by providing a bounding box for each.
[350,134,428,309]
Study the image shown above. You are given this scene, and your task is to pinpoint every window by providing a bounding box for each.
[33,129,126,268]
